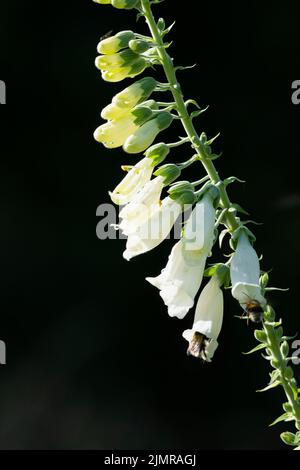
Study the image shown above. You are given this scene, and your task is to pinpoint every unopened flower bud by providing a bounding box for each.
[254,329,267,343]
[129,39,150,54]
[154,164,181,186]
[97,30,135,55]
[93,0,111,4]
[168,181,196,204]
[284,366,294,380]
[95,49,138,70]
[280,341,289,358]
[112,0,140,9]
[271,358,280,369]
[123,112,173,154]
[113,77,157,109]
[144,143,170,165]
[101,57,147,82]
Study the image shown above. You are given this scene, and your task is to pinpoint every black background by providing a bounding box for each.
[0,0,299,450]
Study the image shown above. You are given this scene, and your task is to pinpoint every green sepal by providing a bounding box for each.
[223,176,245,187]
[203,263,230,287]
[242,343,266,355]
[257,380,281,392]
[170,190,196,205]
[131,106,154,126]
[231,203,249,216]
[168,181,194,195]
[219,229,229,248]
[269,413,292,427]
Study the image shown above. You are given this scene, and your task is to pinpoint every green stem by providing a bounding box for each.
[140,0,239,232]
[263,320,300,425]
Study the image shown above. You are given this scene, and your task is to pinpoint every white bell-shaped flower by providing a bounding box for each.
[146,193,216,319]
[230,231,266,307]
[182,275,224,362]
[123,196,182,260]
[109,157,154,205]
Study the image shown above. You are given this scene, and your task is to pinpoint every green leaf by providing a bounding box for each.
[231,203,249,215]
[243,343,266,355]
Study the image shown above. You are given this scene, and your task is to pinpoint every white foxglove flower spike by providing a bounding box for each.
[146,193,216,319]
[230,231,266,308]
[109,157,155,205]
[182,274,224,362]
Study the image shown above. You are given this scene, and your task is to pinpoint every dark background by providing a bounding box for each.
[0,0,299,450]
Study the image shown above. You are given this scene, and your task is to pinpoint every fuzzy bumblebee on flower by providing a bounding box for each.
[91,0,300,448]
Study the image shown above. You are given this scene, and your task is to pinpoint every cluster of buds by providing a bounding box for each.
[92,0,267,363]
[94,77,173,152]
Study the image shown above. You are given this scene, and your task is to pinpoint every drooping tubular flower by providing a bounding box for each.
[112,77,157,110]
[230,231,266,307]
[146,192,216,319]
[109,144,170,205]
[123,112,173,154]
[94,104,154,148]
[97,30,135,55]
[114,175,182,260]
[109,157,155,205]
[182,274,224,362]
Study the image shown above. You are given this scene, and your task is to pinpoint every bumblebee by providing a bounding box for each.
[243,299,264,324]
[187,332,208,361]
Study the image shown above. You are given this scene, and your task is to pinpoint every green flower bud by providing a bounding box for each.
[259,272,269,289]
[97,31,135,55]
[283,402,293,413]
[254,329,267,343]
[169,181,194,194]
[112,0,139,9]
[271,358,280,369]
[154,164,181,186]
[284,366,294,380]
[264,305,275,321]
[113,77,157,109]
[280,432,297,446]
[93,0,111,4]
[157,18,166,31]
[275,326,283,341]
[95,49,139,70]
[123,112,173,154]
[101,57,147,82]
[280,341,289,358]
[129,39,150,54]
[144,143,170,165]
